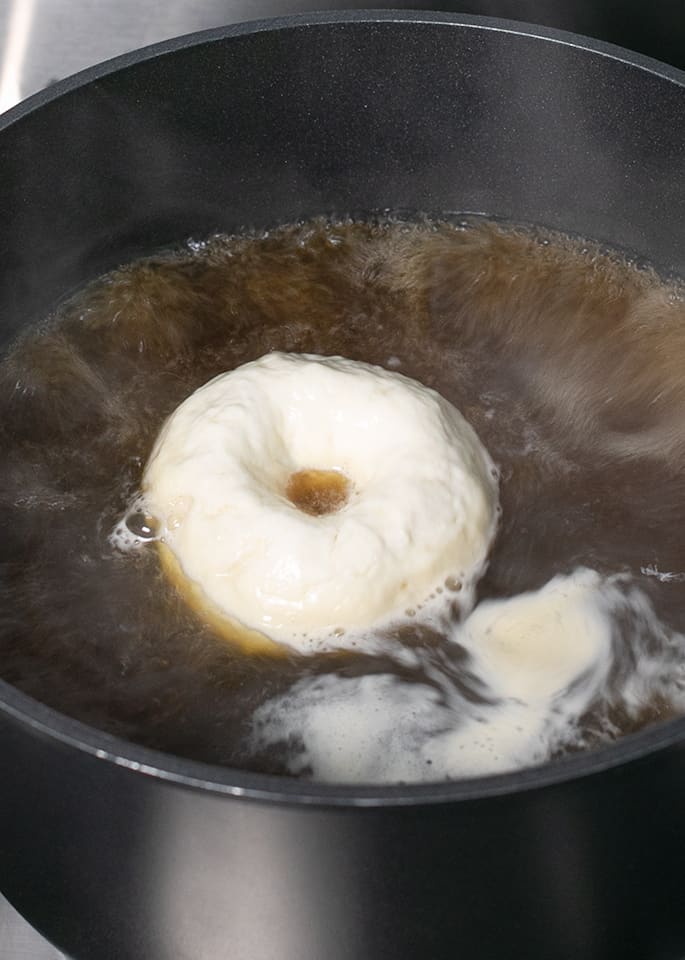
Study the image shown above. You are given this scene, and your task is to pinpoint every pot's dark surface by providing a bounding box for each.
[0,12,684,960]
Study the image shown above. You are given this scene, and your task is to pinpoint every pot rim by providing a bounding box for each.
[1,9,684,808]
[3,675,685,806]
[0,6,682,137]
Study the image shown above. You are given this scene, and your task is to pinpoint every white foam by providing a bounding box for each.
[249,569,685,783]
[641,564,685,584]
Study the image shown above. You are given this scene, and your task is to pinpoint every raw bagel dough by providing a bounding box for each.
[143,353,499,652]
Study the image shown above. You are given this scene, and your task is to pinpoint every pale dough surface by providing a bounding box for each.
[143,353,499,650]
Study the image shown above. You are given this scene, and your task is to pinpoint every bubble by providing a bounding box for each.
[125,511,157,541]
[445,576,462,593]
[109,496,160,553]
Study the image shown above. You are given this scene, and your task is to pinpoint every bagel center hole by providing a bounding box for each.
[286,469,350,517]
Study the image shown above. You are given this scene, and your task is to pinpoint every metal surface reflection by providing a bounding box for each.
[0,0,35,112]
[0,893,65,959]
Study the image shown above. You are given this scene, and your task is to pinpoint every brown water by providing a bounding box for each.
[0,216,684,778]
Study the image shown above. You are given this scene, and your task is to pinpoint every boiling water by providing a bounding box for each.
[1,217,684,782]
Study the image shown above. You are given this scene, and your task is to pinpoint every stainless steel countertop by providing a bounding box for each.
[0,894,65,960]
[0,0,682,957]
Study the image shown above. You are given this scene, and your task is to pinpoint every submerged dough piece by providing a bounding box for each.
[464,568,615,703]
[249,569,621,782]
[143,352,499,651]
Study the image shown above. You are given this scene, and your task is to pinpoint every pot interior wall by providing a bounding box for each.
[0,17,683,352]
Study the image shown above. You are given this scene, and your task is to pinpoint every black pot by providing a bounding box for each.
[1,12,684,960]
